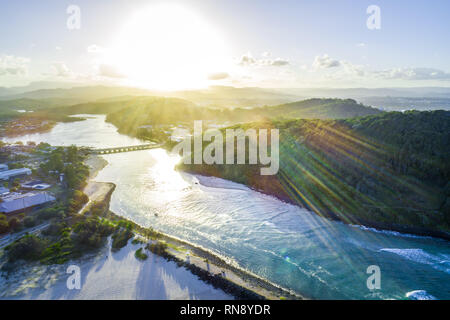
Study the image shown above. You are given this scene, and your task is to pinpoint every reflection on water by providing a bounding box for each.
[5,115,450,299]
[96,149,450,300]
[1,115,143,148]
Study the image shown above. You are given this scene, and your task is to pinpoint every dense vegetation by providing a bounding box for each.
[2,181,136,266]
[104,97,382,137]
[253,98,381,119]
[179,110,450,237]
[4,215,134,265]
[10,96,379,138]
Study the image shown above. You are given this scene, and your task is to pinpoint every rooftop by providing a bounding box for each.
[0,192,56,213]
[0,168,32,180]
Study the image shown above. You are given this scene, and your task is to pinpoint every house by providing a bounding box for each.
[21,180,51,190]
[0,192,56,214]
[0,168,32,180]
[0,164,8,172]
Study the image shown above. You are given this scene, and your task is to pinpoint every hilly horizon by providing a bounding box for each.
[2,82,450,110]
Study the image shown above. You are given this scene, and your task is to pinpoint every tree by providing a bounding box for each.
[6,235,47,262]
[23,216,36,228]
[0,214,8,234]
[64,164,77,189]
[66,145,78,163]
[48,151,64,172]
[12,178,20,189]
[8,217,22,232]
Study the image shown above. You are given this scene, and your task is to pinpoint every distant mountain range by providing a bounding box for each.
[1,82,450,110]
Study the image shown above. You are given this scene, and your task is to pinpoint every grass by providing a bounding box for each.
[134,248,148,261]
[164,241,187,252]
[131,238,146,245]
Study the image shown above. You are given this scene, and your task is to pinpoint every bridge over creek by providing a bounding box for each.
[88,143,163,154]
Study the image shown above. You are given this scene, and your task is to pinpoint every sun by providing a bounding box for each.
[106,4,231,90]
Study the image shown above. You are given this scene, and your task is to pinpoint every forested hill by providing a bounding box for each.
[178,110,450,238]
[259,98,382,119]
[102,97,382,136]
[7,96,381,134]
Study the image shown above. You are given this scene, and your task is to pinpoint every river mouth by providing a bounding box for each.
[4,115,450,300]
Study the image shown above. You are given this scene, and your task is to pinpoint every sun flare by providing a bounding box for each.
[106,4,231,90]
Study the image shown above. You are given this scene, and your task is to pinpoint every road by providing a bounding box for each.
[0,222,50,249]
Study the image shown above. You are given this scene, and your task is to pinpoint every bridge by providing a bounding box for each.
[89,143,163,154]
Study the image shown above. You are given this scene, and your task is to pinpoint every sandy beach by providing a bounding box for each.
[0,236,234,299]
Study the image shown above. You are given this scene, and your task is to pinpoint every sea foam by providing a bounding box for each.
[406,290,437,300]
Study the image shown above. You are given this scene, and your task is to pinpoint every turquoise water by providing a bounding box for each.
[5,115,450,300]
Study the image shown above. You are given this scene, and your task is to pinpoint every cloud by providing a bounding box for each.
[356,43,366,47]
[341,61,365,77]
[375,67,450,81]
[208,72,229,80]
[98,64,125,78]
[268,58,290,66]
[238,52,289,67]
[0,55,30,76]
[51,62,72,77]
[238,53,257,66]
[310,55,450,82]
[312,54,341,68]
[87,44,105,54]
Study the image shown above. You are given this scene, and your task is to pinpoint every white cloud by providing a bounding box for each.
[0,55,30,76]
[375,67,450,81]
[312,54,341,68]
[309,54,450,84]
[341,61,365,77]
[238,52,257,66]
[87,44,105,54]
[51,62,72,77]
[238,52,289,67]
[98,64,125,78]
[208,72,229,80]
[268,58,290,66]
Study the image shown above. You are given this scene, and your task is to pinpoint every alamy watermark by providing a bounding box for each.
[66,264,81,290]
[366,265,381,290]
[367,5,381,30]
[67,5,81,30]
[171,120,279,175]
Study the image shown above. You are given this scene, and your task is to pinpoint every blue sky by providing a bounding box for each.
[1,0,449,88]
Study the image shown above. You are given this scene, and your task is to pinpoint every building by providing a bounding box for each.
[0,168,32,180]
[21,180,51,190]
[0,164,8,172]
[0,187,9,195]
[0,192,56,214]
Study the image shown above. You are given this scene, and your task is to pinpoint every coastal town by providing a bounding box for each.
[0,142,61,234]
[0,117,56,138]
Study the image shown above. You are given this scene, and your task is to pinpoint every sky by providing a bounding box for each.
[1,0,450,89]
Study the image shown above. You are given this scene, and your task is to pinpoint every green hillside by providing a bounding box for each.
[103,97,383,136]
[178,110,450,238]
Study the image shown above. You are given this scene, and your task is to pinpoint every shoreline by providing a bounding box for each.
[1,115,86,141]
[179,168,450,242]
[84,154,304,300]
